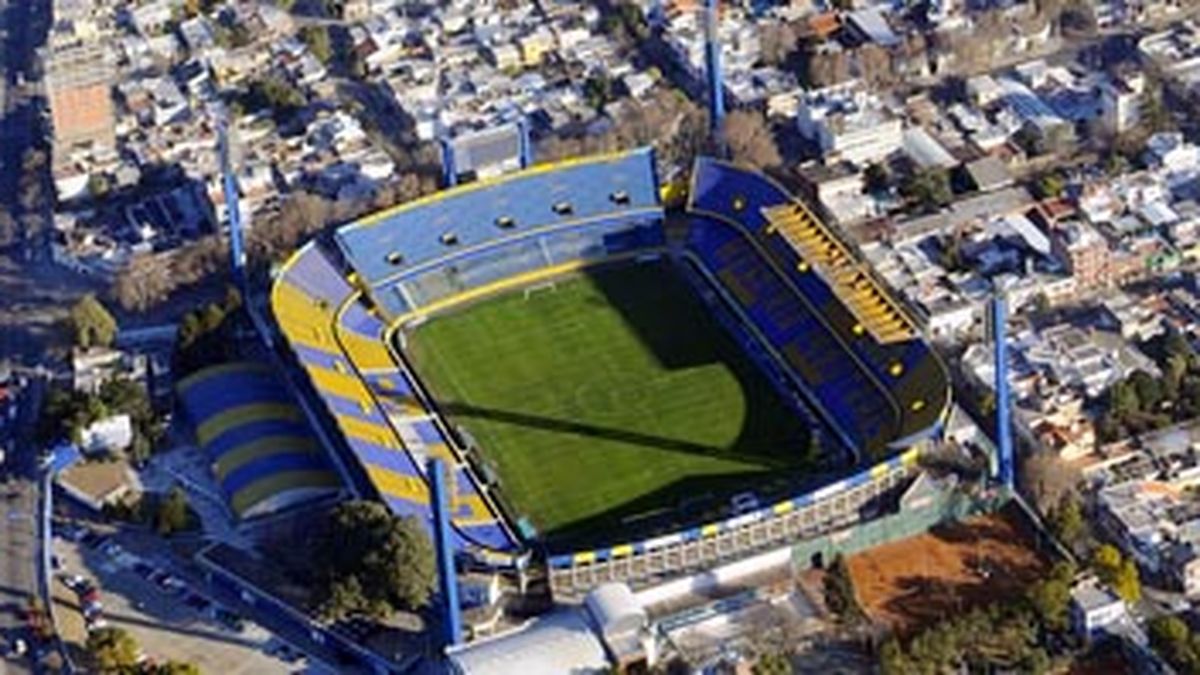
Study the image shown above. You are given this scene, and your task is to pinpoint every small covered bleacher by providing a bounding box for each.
[272,242,517,552]
[176,362,341,519]
[685,158,951,457]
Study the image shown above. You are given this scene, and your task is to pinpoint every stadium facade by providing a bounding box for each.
[270,148,951,590]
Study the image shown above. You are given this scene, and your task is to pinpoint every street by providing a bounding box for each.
[1,375,45,675]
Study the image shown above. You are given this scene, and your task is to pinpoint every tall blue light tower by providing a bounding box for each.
[429,458,463,648]
[704,0,725,154]
[217,118,246,293]
[991,293,1015,489]
[439,136,458,188]
[517,117,534,170]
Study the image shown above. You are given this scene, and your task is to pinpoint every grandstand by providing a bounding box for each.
[269,149,951,592]
[176,363,342,519]
[684,157,951,458]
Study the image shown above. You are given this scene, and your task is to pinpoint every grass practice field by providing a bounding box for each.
[406,261,813,546]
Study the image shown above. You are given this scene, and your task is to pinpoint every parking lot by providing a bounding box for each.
[50,525,323,673]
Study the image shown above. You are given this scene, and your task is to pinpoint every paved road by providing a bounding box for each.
[0,376,44,675]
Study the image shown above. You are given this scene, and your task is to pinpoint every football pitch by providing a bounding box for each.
[406,260,813,547]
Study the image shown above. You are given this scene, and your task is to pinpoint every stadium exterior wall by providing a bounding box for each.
[549,448,920,596]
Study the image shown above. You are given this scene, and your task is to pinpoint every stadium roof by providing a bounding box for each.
[176,362,341,519]
[446,608,610,675]
[335,148,660,285]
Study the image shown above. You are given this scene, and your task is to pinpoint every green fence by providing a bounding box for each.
[791,483,1010,569]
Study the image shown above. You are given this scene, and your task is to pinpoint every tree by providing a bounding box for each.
[804,46,852,88]
[864,163,890,194]
[1049,492,1084,546]
[1114,558,1142,604]
[1092,543,1122,579]
[822,553,859,622]
[751,651,791,675]
[86,627,140,673]
[301,25,332,64]
[1035,172,1066,199]
[113,253,174,312]
[1150,615,1195,669]
[758,22,796,68]
[723,110,782,170]
[1026,561,1075,632]
[857,43,893,86]
[318,500,436,620]
[879,637,911,675]
[1091,544,1141,603]
[900,169,953,213]
[583,74,614,110]
[1020,451,1080,520]
[70,294,118,349]
[156,486,191,535]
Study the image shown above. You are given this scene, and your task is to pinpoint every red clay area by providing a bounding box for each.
[847,507,1048,633]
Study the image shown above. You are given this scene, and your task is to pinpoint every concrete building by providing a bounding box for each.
[1070,581,1127,641]
[1052,220,1111,293]
[797,84,904,166]
[43,31,116,159]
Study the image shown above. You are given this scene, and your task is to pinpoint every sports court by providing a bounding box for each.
[405,260,813,546]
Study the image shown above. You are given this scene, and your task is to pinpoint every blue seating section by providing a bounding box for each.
[176,363,341,519]
[337,149,661,285]
[687,222,896,451]
[272,244,519,553]
[686,158,950,455]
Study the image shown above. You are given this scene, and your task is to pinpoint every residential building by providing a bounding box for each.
[1051,220,1111,293]
[1070,581,1127,641]
[43,27,116,160]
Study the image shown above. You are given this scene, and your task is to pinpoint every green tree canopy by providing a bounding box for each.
[900,168,953,213]
[301,25,332,64]
[70,294,118,349]
[318,500,436,620]
[751,651,792,675]
[86,627,140,673]
[1026,561,1075,633]
[156,486,191,535]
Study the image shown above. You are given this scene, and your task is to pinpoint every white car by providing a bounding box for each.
[3,638,27,658]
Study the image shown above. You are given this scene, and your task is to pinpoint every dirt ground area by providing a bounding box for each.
[847,506,1049,633]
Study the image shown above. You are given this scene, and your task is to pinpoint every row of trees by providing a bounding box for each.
[104,486,194,535]
[87,626,198,674]
[537,89,782,173]
[1150,614,1200,674]
[174,287,243,377]
[880,561,1078,674]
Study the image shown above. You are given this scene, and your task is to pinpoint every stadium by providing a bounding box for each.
[269,148,951,592]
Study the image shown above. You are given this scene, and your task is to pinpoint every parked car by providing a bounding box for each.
[58,573,86,592]
[3,637,27,658]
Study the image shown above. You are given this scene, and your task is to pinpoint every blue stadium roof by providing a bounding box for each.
[335,149,660,285]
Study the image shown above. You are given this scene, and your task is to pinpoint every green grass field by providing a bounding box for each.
[406,261,813,547]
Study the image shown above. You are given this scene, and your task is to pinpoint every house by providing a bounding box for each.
[1070,580,1127,641]
[796,83,904,166]
[80,414,134,454]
